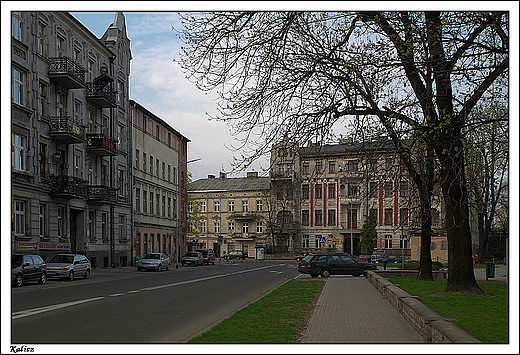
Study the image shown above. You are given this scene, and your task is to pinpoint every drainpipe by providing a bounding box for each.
[109,55,115,268]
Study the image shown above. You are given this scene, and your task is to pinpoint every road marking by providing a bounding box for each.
[127,290,140,293]
[109,293,124,297]
[12,297,105,320]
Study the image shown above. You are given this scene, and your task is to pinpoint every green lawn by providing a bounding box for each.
[388,278,508,343]
[189,279,325,343]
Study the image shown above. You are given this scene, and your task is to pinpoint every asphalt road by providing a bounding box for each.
[11,259,299,344]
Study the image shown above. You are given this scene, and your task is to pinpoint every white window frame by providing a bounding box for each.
[12,67,25,106]
[256,199,263,211]
[12,12,23,41]
[39,204,47,238]
[228,200,235,212]
[12,133,26,171]
[57,206,64,238]
[14,200,26,236]
[242,222,249,234]
[242,200,248,212]
[214,200,220,212]
[256,221,263,233]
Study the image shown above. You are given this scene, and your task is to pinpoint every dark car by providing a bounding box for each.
[12,254,47,287]
[298,253,378,278]
[196,249,216,265]
[228,250,247,260]
[181,252,204,267]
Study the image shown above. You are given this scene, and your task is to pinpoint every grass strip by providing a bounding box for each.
[188,279,324,343]
[388,278,508,343]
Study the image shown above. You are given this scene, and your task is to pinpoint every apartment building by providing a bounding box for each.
[188,172,270,258]
[130,100,190,264]
[270,138,445,257]
[11,12,132,267]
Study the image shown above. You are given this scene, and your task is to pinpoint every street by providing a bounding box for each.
[11,259,299,344]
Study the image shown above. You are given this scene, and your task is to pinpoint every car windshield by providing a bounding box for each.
[144,254,160,259]
[49,255,74,264]
[186,252,199,257]
[12,255,23,268]
[301,255,314,263]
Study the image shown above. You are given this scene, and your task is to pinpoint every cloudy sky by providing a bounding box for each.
[69,11,270,181]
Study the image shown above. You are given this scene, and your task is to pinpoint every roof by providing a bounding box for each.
[300,139,412,157]
[190,176,270,193]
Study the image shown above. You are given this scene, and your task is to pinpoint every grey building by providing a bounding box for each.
[11,12,132,267]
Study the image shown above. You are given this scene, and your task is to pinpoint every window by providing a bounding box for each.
[315,235,322,248]
[135,188,140,212]
[57,35,65,55]
[117,80,124,106]
[56,92,66,117]
[14,200,26,235]
[302,161,310,174]
[87,211,95,240]
[256,200,263,211]
[242,222,249,234]
[384,182,393,198]
[228,221,235,234]
[400,208,409,225]
[200,200,206,212]
[400,181,409,197]
[242,200,248,212]
[316,160,323,174]
[38,82,47,118]
[119,215,126,240]
[149,156,153,174]
[329,161,336,173]
[200,221,206,233]
[168,132,171,146]
[135,149,140,168]
[12,67,25,106]
[302,184,309,199]
[12,133,26,171]
[156,159,159,177]
[39,204,47,238]
[228,200,235,212]
[149,191,154,214]
[87,60,94,81]
[162,195,166,216]
[256,221,263,233]
[74,99,82,122]
[168,197,171,218]
[214,200,220,212]
[156,192,160,216]
[347,209,357,229]
[328,183,336,199]
[384,208,393,225]
[315,210,323,226]
[142,153,147,171]
[301,210,310,226]
[156,124,160,139]
[57,206,64,238]
[168,165,171,181]
[143,190,147,213]
[12,12,23,41]
[328,210,336,226]
[369,182,379,198]
[400,237,408,249]
[214,221,220,234]
[348,182,358,197]
[346,160,358,172]
[277,211,293,223]
[118,168,125,196]
[385,235,393,249]
[74,153,82,178]
[302,235,310,248]
[314,184,322,199]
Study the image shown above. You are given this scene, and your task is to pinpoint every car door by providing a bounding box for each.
[31,255,45,278]
[74,255,84,276]
[329,255,344,274]
[23,255,36,281]
[339,254,358,274]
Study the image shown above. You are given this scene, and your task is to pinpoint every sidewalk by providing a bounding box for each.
[300,276,424,343]
[473,264,509,282]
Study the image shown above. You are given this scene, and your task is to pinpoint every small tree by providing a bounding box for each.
[359,209,377,255]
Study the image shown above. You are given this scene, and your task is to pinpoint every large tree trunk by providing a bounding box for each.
[435,137,484,294]
[417,193,434,281]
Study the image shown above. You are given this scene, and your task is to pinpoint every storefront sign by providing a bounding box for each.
[16,242,39,250]
[39,242,71,251]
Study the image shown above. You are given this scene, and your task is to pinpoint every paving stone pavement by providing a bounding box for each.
[300,276,424,343]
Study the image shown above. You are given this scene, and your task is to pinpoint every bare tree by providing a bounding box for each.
[177,11,508,293]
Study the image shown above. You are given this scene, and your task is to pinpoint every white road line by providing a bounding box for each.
[127,290,140,293]
[109,293,124,297]
[12,297,105,320]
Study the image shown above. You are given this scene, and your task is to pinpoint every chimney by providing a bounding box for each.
[247,172,258,178]
[220,172,227,179]
[208,174,215,179]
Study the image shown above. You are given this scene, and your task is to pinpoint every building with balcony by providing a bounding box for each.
[187,172,270,258]
[130,100,190,265]
[11,12,132,267]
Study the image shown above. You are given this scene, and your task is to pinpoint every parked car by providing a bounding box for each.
[298,253,378,278]
[196,248,216,265]
[295,252,312,261]
[181,252,204,267]
[47,254,91,281]
[227,250,247,260]
[12,254,47,287]
[348,254,369,262]
[137,253,171,271]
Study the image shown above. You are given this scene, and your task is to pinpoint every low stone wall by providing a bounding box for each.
[365,270,481,343]
[374,269,448,279]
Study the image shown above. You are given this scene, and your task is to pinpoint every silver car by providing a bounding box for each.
[181,252,204,267]
[47,254,91,281]
[137,253,171,271]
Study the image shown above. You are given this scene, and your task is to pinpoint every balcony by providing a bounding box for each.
[229,212,258,221]
[50,175,87,199]
[86,82,117,108]
[48,57,86,89]
[49,116,86,144]
[86,133,118,156]
[87,185,117,204]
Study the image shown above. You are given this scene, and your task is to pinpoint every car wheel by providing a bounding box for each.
[157,264,162,272]
[166,263,170,271]
[310,274,319,278]
[15,273,23,287]
[39,271,47,284]
[84,269,91,279]
[320,268,331,278]
[68,270,74,281]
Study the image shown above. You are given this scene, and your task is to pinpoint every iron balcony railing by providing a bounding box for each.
[86,82,117,107]
[87,185,117,203]
[48,57,86,86]
[48,116,86,143]
[50,175,87,197]
[86,133,118,156]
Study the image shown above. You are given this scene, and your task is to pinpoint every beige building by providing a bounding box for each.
[188,172,270,258]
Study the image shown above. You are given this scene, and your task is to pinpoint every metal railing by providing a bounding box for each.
[48,57,86,84]
[87,185,117,203]
[50,175,87,197]
[86,133,118,154]
[86,82,117,106]
[48,116,86,141]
